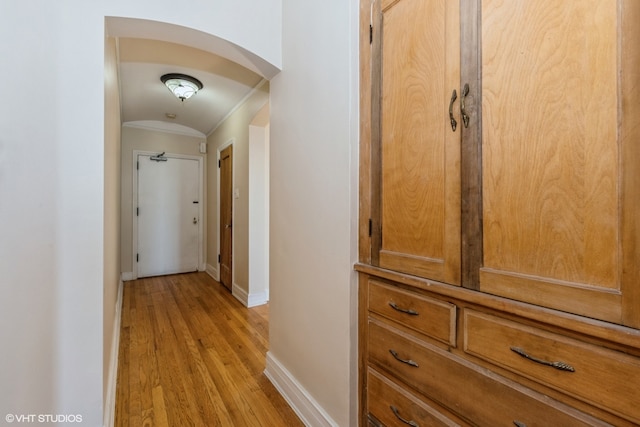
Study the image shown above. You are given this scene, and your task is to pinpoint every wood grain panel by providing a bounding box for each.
[480,268,622,323]
[359,0,373,265]
[464,309,640,424]
[376,0,461,284]
[620,0,640,328]
[368,319,609,426]
[381,0,446,259]
[367,368,465,427]
[480,0,622,314]
[368,279,456,346]
[359,271,371,427]
[459,0,483,289]
[357,263,640,354]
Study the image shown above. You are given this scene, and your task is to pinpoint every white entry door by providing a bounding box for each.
[137,154,201,278]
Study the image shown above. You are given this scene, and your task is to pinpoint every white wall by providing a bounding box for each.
[0,4,65,418]
[1,1,360,424]
[0,2,281,425]
[104,35,122,423]
[249,107,270,304]
[267,0,359,425]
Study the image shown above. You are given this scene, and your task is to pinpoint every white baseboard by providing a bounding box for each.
[103,279,124,427]
[232,283,248,306]
[232,283,269,308]
[205,263,219,281]
[264,352,338,427]
[121,272,134,281]
[247,290,269,308]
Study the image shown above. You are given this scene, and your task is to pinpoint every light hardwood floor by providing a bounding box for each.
[115,272,304,426]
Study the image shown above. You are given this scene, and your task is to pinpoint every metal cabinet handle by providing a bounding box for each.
[449,89,458,131]
[389,349,419,367]
[390,406,419,427]
[389,302,419,316]
[461,83,470,128]
[510,347,575,372]
[513,421,527,427]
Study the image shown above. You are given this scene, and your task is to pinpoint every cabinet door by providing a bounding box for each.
[477,0,640,327]
[371,0,461,285]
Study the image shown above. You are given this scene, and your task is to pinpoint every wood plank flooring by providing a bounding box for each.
[115,272,304,427]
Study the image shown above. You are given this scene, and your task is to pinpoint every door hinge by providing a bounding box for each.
[136,253,139,263]
[218,254,221,263]
[368,219,373,237]
[137,161,139,170]
[218,160,221,168]
[369,24,373,44]
[136,207,139,216]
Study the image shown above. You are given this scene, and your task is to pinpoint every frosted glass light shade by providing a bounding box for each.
[160,73,203,101]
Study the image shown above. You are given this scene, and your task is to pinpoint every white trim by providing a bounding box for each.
[205,263,219,281]
[207,79,269,136]
[247,290,269,308]
[121,272,135,282]
[103,280,124,427]
[264,352,338,427]
[132,150,204,279]
[248,121,270,306]
[231,283,269,308]
[232,282,248,306]
[123,120,206,139]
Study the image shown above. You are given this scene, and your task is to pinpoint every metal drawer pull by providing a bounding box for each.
[448,89,458,131]
[513,421,527,427]
[390,405,419,427]
[388,302,419,316]
[389,349,419,367]
[510,347,575,372]
[460,83,470,128]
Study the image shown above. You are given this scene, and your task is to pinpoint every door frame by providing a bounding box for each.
[132,150,205,279]
[216,139,234,285]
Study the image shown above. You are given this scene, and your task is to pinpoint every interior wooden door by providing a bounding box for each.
[219,145,233,291]
[477,0,640,327]
[372,0,461,285]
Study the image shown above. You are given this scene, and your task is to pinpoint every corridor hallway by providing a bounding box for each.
[115,272,303,426]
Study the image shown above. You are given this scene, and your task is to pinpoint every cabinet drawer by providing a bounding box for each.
[368,319,609,426]
[367,367,464,427]
[463,310,640,424]
[369,280,456,345]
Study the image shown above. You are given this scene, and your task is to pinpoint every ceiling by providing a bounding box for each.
[117,37,266,137]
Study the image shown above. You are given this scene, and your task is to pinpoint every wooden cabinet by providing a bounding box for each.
[476,0,640,327]
[463,310,640,421]
[359,272,640,426]
[368,0,640,326]
[370,0,461,285]
[359,0,640,425]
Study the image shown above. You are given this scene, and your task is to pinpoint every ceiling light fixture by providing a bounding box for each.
[160,73,203,102]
